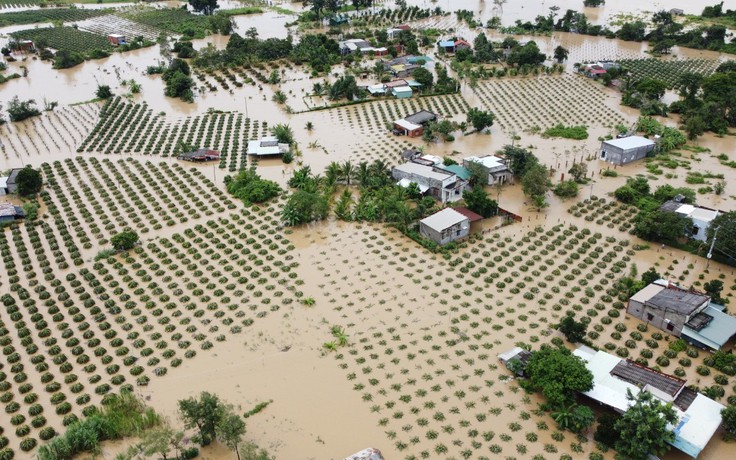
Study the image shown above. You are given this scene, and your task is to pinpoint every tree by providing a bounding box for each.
[553,45,569,62]
[225,168,281,205]
[502,145,539,177]
[53,49,84,69]
[464,160,487,186]
[641,267,660,286]
[189,0,219,15]
[523,346,593,408]
[521,163,549,199]
[303,0,326,19]
[218,411,246,460]
[412,67,433,88]
[722,404,736,440]
[110,230,139,251]
[594,412,621,447]
[96,84,113,99]
[614,390,678,460]
[178,392,226,445]
[553,180,579,198]
[558,313,587,343]
[633,210,692,244]
[462,186,498,218]
[21,202,38,220]
[270,124,294,145]
[163,59,194,102]
[281,190,329,226]
[7,96,40,122]
[14,166,42,196]
[568,162,587,182]
[552,403,595,433]
[704,279,725,305]
[507,41,546,67]
[466,108,495,133]
[707,212,736,264]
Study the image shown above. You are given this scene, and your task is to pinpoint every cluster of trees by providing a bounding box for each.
[189,0,219,16]
[614,177,696,244]
[13,165,43,195]
[110,230,140,251]
[621,77,669,117]
[225,168,281,205]
[554,162,587,199]
[498,144,549,210]
[163,58,195,102]
[327,74,360,100]
[302,0,375,20]
[671,63,736,137]
[5,96,40,122]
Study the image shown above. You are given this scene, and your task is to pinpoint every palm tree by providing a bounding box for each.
[341,160,354,186]
[325,161,341,186]
[270,123,294,145]
[356,161,371,187]
[334,189,354,221]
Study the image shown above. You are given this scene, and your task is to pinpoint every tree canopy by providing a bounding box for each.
[189,0,219,15]
[110,230,139,251]
[558,313,587,343]
[178,391,226,445]
[14,166,42,196]
[7,96,40,122]
[523,345,594,408]
[225,168,281,205]
[614,390,678,460]
[466,108,495,133]
[462,186,498,218]
[707,211,736,264]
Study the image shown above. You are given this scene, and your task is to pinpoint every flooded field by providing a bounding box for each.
[1,1,736,460]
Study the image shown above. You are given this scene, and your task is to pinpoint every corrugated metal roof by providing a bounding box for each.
[682,306,736,349]
[393,162,452,181]
[602,135,656,150]
[420,208,468,231]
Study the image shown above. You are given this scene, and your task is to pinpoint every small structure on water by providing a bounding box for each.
[247,136,290,157]
[463,155,511,185]
[178,148,220,162]
[343,447,384,460]
[16,39,35,52]
[392,161,468,203]
[498,346,533,376]
[419,208,470,245]
[627,280,736,350]
[599,135,656,165]
[107,34,127,46]
[0,203,25,223]
[393,110,437,137]
[659,196,720,242]
[1,168,23,195]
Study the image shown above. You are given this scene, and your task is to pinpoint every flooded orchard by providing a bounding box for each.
[1,1,736,460]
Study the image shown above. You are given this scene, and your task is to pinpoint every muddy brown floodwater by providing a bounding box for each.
[1,1,736,460]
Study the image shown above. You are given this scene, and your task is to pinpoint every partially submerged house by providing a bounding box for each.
[582,64,607,78]
[599,136,656,165]
[574,346,725,458]
[628,280,736,350]
[437,38,471,53]
[0,203,25,223]
[343,447,384,460]
[393,110,437,137]
[247,136,290,157]
[178,148,220,162]
[382,55,431,78]
[660,198,720,242]
[3,168,23,195]
[17,39,35,52]
[339,38,387,56]
[391,86,412,99]
[419,208,470,245]
[107,34,126,46]
[498,346,533,375]
[463,155,512,185]
[670,8,685,16]
[387,24,411,40]
[392,161,468,203]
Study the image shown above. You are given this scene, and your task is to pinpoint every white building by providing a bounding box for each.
[600,136,656,165]
[392,162,468,203]
[660,199,720,242]
[463,155,511,185]
[573,346,724,458]
[247,136,290,157]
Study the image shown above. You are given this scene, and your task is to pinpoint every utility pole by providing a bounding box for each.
[706,226,720,270]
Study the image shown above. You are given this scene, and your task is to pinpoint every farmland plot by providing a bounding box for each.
[474,74,626,132]
[10,26,112,54]
[0,156,305,457]
[616,58,720,88]
[75,14,162,42]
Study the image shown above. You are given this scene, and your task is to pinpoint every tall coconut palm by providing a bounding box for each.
[356,161,372,187]
[341,160,354,186]
[325,161,342,186]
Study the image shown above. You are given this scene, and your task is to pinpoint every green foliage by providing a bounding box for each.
[466,107,495,133]
[552,403,595,433]
[243,400,272,419]
[7,96,40,122]
[20,201,38,220]
[523,345,594,409]
[269,123,294,145]
[14,166,42,196]
[568,163,588,182]
[614,390,678,460]
[722,404,736,440]
[704,279,725,304]
[225,168,281,205]
[633,209,692,244]
[553,180,579,199]
[281,190,329,226]
[707,212,736,265]
[543,124,588,140]
[558,314,587,343]
[522,163,550,200]
[189,0,219,16]
[37,393,159,460]
[507,41,546,67]
[124,7,231,38]
[178,391,226,445]
[501,145,539,177]
[110,230,139,251]
[96,85,113,100]
[328,75,360,101]
[0,9,106,28]
[12,26,111,60]
[163,59,194,102]
[462,186,498,218]
[412,67,433,88]
[593,412,621,447]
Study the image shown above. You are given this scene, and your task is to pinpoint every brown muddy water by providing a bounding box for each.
[1,1,736,460]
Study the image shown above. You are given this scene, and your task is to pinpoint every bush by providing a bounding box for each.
[110,231,139,251]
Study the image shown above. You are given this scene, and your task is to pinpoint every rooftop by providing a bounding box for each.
[436,164,470,180]
[602,135,656,150]
[7,168,23,185]
[647,288,709,316]
[393,162,453,182]
[464,155,507,169]
[420,208,468,231]
[0,203,23,218]
[405,110,437,125]
[453,206,483,222]
[610,359,686,397]
[682,305,736,350]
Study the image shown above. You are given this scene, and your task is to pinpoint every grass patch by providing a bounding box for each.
[219,7,264,17]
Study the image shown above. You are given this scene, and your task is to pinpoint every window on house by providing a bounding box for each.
[666,323,674,332]
[646,313,654,321]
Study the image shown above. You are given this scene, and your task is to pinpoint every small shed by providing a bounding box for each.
[419,208,470,245]
[394,119,423,137]
[600,136,656,165]
[178,148,220,162]
[391,86,412,99]
[107,34,126,46]
[0,203,25,223]
[670,8,685,16]
[5,168,23,194]
[17,40,35,52]
[247,136,290,157]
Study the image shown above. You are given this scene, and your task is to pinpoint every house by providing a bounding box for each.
[0,203,25,223]
[582,64,607,78]
[178,148,220,162]
[453,205,484,232]
[498,346,532,375]
[660,198,720,242]
[387,24,411,40]
[573,346,725,458]
[435,164,470,182]
[382,55,432,78]
[343,448,384,460]
[401,148,422,162]
[599,136,656,165]
[107,34,126,46]
[419,208,470,245]
[463,155,511,185]
[247,136,290,157]
[628,280,736,350]
[438,40,456,53]
[393,110,438,137]
[4,168,23,194]
[670,8,685,16]
[17,39,35,52]
[339,39,387,56]
[392,162,468,203]
[454,39,472,51]
[391,86,412,99]
[0,176,8,196]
